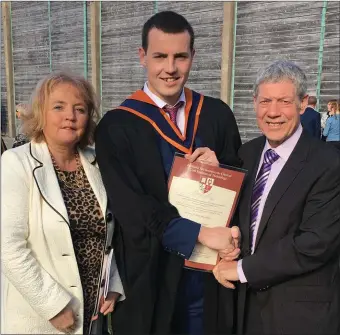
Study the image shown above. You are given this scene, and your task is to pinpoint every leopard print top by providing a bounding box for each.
[55,165,106,335]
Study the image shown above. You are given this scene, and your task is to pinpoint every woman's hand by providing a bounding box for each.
[92,292,121,321]
[49,305,76,333]
[100,291,120,315]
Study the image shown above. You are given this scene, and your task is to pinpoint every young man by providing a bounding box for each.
[213,61,340,335]
[300,95,321,139]
[95,11,241,335]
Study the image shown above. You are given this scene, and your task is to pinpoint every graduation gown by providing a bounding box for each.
[95,88,242,335]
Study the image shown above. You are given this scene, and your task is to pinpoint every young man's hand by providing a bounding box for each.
[198,226,241,252]
[185,147,219,166]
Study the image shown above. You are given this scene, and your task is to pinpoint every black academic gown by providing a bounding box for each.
[95,89,242,335]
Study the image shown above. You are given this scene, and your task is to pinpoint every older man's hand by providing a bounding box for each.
[218,247,241,262]
[213,260,239,289]
[185,147,219,167]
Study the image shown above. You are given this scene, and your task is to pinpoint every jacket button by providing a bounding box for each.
[243,249,250,257]
[106,213,113,222]
[259,286,269,292]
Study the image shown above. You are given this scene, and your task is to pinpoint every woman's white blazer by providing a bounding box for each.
[1,141,124,334]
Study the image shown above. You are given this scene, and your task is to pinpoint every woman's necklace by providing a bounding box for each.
[50,151,86,190]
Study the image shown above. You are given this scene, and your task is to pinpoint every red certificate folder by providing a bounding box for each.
[168,154,246,271]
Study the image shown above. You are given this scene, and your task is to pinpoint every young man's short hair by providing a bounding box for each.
[142,11,195,51]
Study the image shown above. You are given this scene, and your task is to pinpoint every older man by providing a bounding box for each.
[213,60,340,335]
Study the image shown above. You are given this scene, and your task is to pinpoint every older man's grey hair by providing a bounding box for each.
[253,60,308,102]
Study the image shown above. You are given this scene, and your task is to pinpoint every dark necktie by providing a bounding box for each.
[163,101,184,129]
[250,149,280,248]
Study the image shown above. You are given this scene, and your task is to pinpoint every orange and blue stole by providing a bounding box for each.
[117,88,204,155]
[118,88,206,332]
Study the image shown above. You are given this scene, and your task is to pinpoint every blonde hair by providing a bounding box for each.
[22,72,100,148]
[328,99,338,112]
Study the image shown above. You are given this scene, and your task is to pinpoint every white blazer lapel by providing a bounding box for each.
[78,148,108,217]
[30,142,70,224]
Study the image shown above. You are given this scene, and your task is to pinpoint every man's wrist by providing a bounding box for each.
[197,226,207,245]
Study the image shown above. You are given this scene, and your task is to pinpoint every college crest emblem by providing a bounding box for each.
[199,177,214,194]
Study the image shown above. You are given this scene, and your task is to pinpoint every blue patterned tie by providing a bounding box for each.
[250,149,280,246]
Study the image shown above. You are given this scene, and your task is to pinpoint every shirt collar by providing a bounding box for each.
[307,105,316,110]
[263,124,303,162]
[143,82,186,109]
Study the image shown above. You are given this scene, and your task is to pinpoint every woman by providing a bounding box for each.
[12,103,30,148]
[321,100,335,140]
[323,100,340,150]
[1,72,124,334]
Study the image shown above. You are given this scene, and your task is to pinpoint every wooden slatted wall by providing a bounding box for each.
[233,1,325,142]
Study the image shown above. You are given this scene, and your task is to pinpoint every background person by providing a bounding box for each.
[1,136,7,154]
[323,99,340,150]
[321,99,337,140]
[13,103,30,148]
[300,95,321,138]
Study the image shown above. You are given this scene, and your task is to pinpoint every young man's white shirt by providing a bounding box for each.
[143,82,186,135]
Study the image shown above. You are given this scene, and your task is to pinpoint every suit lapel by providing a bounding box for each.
[239,137,265,251]
[30,143,107,224]
[30,142,70,224]
[254,132,310,250]
[78,148,107,217]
